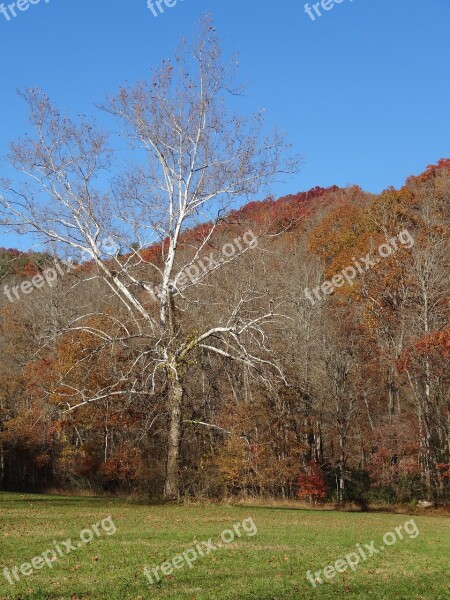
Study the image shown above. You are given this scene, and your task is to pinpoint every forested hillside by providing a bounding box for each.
[1,160,448,504]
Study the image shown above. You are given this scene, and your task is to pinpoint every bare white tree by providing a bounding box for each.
[0,17,296,498]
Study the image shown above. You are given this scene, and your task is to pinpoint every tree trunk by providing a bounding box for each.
[164,376,183,500]
[338,431,346,503]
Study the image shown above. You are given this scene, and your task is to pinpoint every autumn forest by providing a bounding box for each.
[1,156,449,504]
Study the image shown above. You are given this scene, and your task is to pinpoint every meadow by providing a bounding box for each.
[0,493,449,599]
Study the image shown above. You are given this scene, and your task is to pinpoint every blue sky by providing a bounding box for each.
[0,0,449,249]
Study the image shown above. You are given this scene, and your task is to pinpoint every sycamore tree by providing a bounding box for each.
[0,17,295,498]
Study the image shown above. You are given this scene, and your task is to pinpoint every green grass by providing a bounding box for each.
[0,493,449,599]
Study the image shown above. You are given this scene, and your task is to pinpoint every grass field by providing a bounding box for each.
[0,493,449,599]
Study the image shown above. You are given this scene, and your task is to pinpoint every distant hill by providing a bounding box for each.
[0,248,54,280]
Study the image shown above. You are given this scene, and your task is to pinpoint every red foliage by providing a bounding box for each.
[406,158,450,185]
[397,327,450,372]
[227,185,342,231]
[297,461,327,503]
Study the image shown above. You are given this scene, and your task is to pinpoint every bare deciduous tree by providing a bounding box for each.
[0,17,296,498]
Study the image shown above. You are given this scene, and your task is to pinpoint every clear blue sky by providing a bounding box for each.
[1,0,449,249]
